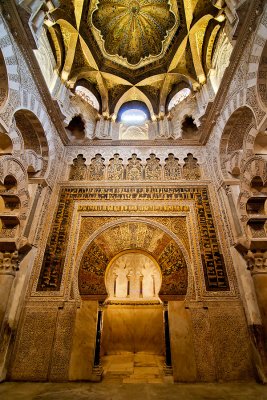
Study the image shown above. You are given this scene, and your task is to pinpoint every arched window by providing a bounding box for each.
[117,101,150,126]
[168,88,191,111]
[75,86,100,111]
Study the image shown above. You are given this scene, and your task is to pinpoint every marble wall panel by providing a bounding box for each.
[69,301,98,381]
[168,301,197,382]
[101,305,164,355]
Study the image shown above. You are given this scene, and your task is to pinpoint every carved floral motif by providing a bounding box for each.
[69,154,87,181]
[107,154,124,180]
[145,154,161,180]
[164,153,181,180]
[89,154,105,180]
[183,153,201,180]
[126,154,142,180]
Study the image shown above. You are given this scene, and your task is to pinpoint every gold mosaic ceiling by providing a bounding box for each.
[91,0,177,66]
[46,0,226,115]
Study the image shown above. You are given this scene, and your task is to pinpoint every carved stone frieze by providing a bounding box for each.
[68,152,203,181]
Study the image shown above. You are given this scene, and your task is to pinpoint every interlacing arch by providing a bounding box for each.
[219,106,256,179]
[13,109,49,177]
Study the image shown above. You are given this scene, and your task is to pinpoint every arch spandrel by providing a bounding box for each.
[78,221,188,301]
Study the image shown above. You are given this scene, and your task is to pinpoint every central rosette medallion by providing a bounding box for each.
[92,0,177,65]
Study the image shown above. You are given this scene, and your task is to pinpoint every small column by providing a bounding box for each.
[24,183,44,238]
[0,251,19,329]
[113,273,118,297]
[223,184,242,237]
[152,274,156,297]
[126,273,131,297]
[156,116,173,139]
[245,250,267,381]
[93,116,111,139]
[246,250,267,337]
[139,273,144,298]
[163,302,172,375]
[92,303,104,381]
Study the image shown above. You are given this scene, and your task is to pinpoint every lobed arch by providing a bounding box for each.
[0,156,30,237]
[74,79,102,112]
[0,123,13,155]
[241,156,267,193]
[257,39,267,109]
[0,48,8,111]
[238,156,267,235]
[74,218,193,302]
[219,106,256,179]
[166,81,192,113]
[245,4,267,110]
[13,109,49,176]
[0,16,20,116]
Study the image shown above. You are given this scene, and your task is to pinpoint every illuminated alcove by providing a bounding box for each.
[102,251,165,358]
[105,251,162,302]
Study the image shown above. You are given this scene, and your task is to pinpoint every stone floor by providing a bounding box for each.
[0,381,267,400]
[1,353,266,400]
[101,353,169,383]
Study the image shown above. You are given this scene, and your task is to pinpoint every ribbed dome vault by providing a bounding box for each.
[92,0,177,65]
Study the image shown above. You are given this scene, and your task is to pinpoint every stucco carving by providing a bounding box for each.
[0,250,18,275]
[246,250,267,274]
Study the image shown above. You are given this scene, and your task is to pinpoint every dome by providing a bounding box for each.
[92,0,177,65]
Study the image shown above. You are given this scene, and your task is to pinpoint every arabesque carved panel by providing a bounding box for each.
[37,186,229,293]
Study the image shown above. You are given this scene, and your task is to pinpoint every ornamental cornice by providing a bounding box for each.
[64,139,203,147]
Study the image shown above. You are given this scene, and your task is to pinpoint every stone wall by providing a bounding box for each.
[169,300,254,382]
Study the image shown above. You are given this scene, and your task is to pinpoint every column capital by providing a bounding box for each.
[245,250,267,275]
[223,184,232,196]
[0,251,19,276]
